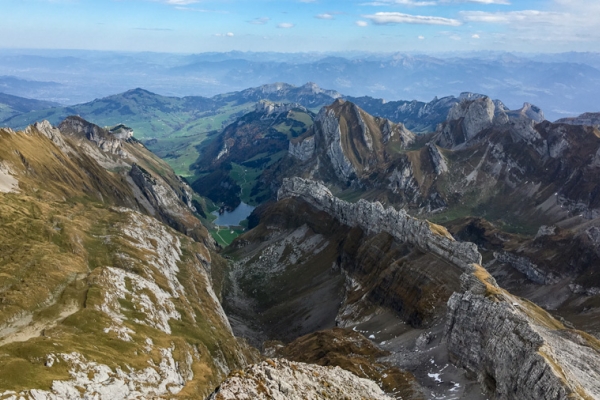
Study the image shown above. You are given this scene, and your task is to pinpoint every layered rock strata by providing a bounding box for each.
[278,177,600,400]
[277,177,481,271]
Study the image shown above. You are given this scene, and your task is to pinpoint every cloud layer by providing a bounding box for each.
[363,12,462,26]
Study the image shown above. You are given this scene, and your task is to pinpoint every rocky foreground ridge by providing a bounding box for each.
[277,177,600,400]
[207,358,392,400]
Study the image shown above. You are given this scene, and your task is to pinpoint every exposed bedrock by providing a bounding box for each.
[277,177,600,400]
[277,177,481,271]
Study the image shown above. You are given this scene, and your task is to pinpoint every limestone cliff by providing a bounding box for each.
[556,112,600,127]
[0,121,255,397]
[277,177,481,271]
[276,177,600,399]
[288,99,415,184]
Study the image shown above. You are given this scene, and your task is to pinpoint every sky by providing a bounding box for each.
[1,0,599,53]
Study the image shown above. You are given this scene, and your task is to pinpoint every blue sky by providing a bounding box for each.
[1,0,598,53]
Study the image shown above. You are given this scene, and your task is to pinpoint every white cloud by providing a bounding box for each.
[472,33,480,38]
[461,10,559,24]
[277,22,295,28]
[361,0,436,5]
[363,12,462,26]
[316,13,334,20]
[456,2,600,51]
[355,20,369,27]
[418,35,425,39]
[163,0,200,4]
[443,0,510,4]
[226,32,234,37]
[249,17,270,25]
[213,32,234,37]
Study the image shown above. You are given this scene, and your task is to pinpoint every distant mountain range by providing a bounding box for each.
[0,83,464,176]
[1,49,600,120]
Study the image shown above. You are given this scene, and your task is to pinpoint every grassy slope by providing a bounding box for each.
[0,126,252,396]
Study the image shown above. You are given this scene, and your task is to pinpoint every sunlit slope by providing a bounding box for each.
[0,121,255,398]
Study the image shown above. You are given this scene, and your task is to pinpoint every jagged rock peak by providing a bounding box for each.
[447,96,497,140]
[277,177,481,270]
[445,285,600,399]
[108,124,134,140]
[300,81,342,98]
[255,100,306,116]
[458,92,488,101]
[58,116,132,156]
[516,102,545,122]
[207,359,392,400]
[555,111,600,127]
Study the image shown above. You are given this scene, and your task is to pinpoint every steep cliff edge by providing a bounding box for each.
[276,177,600,399]
[0,121,256,397]
[277,177,481,271]
[287,99,415,184]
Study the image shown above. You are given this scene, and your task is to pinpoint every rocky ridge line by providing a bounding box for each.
[206,358,392,400]
[277,177,600,399]
[277,177,481,271]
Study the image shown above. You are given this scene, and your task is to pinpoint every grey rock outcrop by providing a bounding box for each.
[206,359,392,400]
[108,124,134,140]
[387,163,418,195]
[28,120,72,155]
[494,251,560,285]
[317,107,356,181]
[278,177,481,271]
[59,116,130,157]
[353,103,373,151]
[278,177,600,400]
[447,97,496,142]
[535,225,556,239]
[428,143,449,175]
[288,135,315,161]
[556,112,600,127]
[255,100,306,118]
[445,290,600,399]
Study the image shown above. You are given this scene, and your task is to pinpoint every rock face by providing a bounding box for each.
[207,359,393,400]
[317,105,357,181]
[288,99,415,185]
[446,289,600,400]
[555,112,600,127]
[288,135,315,161]
[59,116,130,157]
[277,177,600,400]
[255,100,306,117]
[493,251,560,285]
[428,143,448,175]
[277,177,481,271]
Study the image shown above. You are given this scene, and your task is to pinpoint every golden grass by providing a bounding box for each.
[518,298,565,331]
[472,264,503,297]
[0,125,243,396]
[427,221,455,240]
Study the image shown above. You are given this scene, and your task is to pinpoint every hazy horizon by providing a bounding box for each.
[2,1,599,53]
